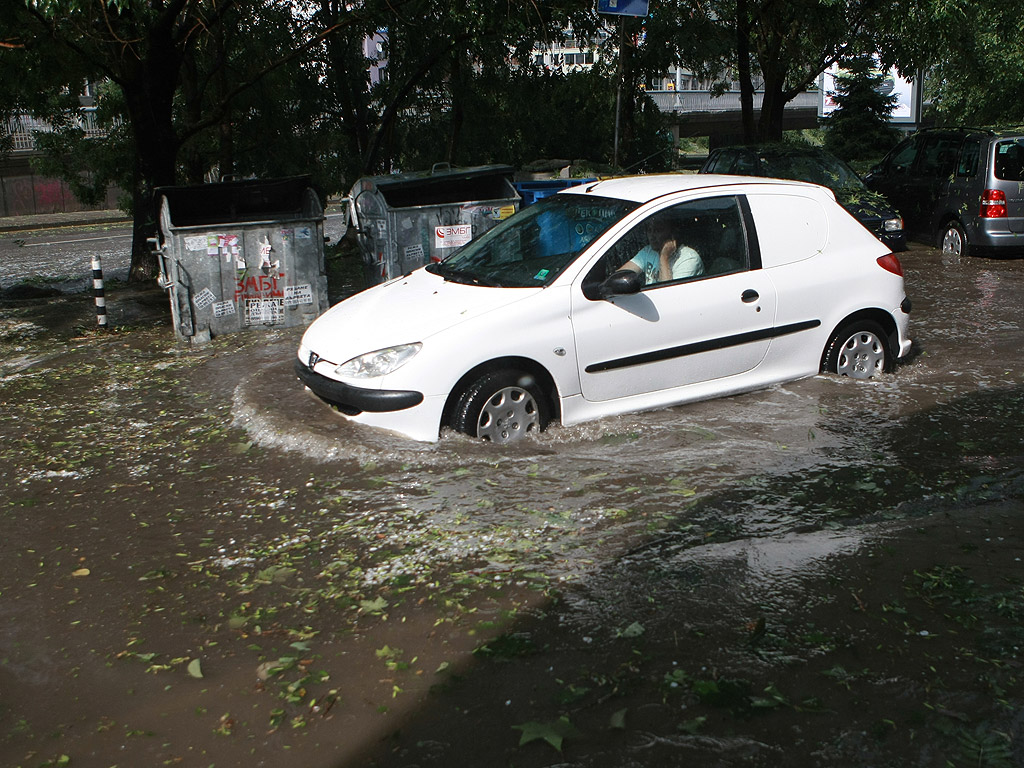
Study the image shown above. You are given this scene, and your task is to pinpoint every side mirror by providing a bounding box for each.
[582,267,645,301]
[600,269,644,298]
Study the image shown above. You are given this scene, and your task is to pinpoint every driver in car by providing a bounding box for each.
[622,213,704,284]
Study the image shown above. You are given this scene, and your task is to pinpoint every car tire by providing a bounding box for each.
[940,221,970,258]
[450,369,549,443]
[822,320,891,379]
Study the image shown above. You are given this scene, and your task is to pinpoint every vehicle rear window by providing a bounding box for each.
[994,139,1024,181]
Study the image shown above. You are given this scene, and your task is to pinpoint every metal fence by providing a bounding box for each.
[3,112,108,153]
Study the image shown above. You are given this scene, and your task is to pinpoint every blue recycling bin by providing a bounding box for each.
[513,178,598,207]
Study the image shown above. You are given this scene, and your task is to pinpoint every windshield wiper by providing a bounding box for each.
[427,262,504,287]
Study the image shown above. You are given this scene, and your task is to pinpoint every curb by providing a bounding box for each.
[0,212,131,234]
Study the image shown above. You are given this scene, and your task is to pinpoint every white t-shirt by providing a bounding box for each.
[630,245,704,283]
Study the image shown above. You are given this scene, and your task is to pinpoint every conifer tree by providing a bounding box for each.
[823,54,901,163]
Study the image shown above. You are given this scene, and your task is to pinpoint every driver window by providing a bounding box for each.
[594,196,750,288]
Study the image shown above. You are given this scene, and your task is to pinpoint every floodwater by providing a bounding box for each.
[1,240,1022,767]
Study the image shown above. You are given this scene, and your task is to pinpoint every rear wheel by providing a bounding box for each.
[940,221,970,257]
[450,369,549,443]
[822,320,891,379]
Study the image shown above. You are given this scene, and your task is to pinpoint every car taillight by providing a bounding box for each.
[981,189,1007,218]
[876,253,903,276]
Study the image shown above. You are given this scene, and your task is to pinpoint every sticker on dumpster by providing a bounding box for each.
[404,244,425,261]
[185,235,207,251]
[244,298,284,325]
[463,204,515,221]
[213,300,236,317]
[193,287,216,310]
[296,227,312,239]
[258,235,280,274]
[208,233,240,263]
[283,283,314,307]
[435,224,472,248]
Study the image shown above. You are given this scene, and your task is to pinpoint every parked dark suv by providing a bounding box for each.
[700,144,906,251]
[864,128,1024,257]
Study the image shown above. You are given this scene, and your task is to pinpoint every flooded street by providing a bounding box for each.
[1,242,1022,767]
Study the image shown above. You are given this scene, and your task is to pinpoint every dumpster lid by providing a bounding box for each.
[355,164,515,193]
[155,175,320,227]
[353,164,517,209]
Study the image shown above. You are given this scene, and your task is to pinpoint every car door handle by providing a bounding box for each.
[741,289,759,303]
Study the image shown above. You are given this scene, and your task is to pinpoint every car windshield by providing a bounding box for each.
[760,151,865,193]
[426,194,638,288]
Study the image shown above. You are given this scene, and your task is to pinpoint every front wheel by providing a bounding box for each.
[940,221,970,258]
[450,369,550,443]
[822,321,891,379]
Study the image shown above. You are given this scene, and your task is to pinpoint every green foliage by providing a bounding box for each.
[823,54,901,163]
[392,67,670,173]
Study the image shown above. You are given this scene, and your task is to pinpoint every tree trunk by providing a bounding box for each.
[735,0,756,143]
[757,74,788,142]
[124,61,182,282]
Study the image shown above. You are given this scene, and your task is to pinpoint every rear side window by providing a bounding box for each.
[994,139,1024,181]
[957,139,981,177]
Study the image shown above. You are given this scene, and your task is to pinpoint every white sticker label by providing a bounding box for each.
[434,224,472,249]
[404,243,425,261]
[193,287,216,309]
[244,298,283,325]
[213,300,236,317]
[185,236,207,251]
[283,283,314,307]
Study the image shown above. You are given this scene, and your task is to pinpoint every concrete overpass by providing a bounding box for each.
[647,89,821,144]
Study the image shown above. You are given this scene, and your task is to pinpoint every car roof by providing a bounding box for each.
[915,126,1024,140]
[560,173,826,204]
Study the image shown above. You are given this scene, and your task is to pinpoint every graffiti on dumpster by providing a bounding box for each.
[236,271,285,326]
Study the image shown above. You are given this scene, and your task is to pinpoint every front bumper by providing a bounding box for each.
[293,360,423,413]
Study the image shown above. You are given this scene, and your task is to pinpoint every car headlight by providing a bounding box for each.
[336,343,422,379]
[883,217,904,233]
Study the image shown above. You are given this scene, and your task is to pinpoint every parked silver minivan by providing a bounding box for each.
[865,128,1024,257]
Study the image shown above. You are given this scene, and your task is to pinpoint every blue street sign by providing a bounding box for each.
[597,0,649,16]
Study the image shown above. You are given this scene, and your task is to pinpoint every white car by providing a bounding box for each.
[296,175,912,443]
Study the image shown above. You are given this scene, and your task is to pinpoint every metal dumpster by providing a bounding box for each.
[155,176,329,344]
[351,164,520,285]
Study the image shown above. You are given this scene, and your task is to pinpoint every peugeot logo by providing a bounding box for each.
[308,351,321,369]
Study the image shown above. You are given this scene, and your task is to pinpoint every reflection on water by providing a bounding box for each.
[226,246,1024,596]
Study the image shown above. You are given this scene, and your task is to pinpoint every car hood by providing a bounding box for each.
[835,193,899,225]
[300,268,542,365]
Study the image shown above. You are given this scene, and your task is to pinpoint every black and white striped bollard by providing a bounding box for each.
[91,255,107,329]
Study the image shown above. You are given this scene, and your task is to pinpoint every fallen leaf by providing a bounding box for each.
[512,716,579,751]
